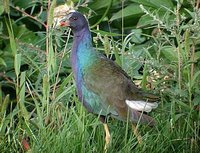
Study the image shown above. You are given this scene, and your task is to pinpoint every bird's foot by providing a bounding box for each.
[103,123,111,152]
[132,124,142,144]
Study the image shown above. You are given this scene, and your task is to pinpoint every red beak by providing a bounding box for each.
[60,20,70,27]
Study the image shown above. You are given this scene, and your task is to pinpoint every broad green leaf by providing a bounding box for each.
[110,4,144,21]
[15,25,39,44]
[130,29,145,44]
[137,9,174,28]
[130,0,156,8]
[161,46,178,62]
[13,0,33,9]
[0,57,6,66]
[130,0,174,9]
[90,0,112,28]
[89,0,113,10]
[92,30,121,37]
[137,14,155,27]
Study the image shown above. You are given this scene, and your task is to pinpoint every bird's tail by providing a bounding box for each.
[142,92,160,102]
[129,109,156,126]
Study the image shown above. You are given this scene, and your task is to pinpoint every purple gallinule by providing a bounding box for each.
[60,10,158,148]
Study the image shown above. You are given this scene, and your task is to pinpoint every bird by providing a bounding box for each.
[59,10,159,149]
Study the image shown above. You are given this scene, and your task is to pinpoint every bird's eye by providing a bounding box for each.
[70,16,78,21]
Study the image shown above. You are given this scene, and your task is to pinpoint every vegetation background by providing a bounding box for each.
[0,0,200,152]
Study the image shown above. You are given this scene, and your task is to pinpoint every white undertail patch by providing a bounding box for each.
[69,10,76,13]
[125,100,158,112]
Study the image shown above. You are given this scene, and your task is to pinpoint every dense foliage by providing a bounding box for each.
[0,0,200,152]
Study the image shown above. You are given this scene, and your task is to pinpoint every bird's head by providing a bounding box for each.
[60,10,89,34]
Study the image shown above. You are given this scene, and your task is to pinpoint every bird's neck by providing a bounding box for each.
[72,27,92,52]
[71,27,96,80]
[71,27,95,63]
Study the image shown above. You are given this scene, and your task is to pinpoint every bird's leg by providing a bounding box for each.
[103,123,111,150]
[132,124,142,144]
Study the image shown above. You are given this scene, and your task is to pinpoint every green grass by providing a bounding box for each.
[1,99,199,152]
[0,0,200,153]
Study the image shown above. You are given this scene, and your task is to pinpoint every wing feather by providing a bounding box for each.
[83,55,158,123]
